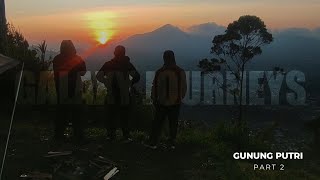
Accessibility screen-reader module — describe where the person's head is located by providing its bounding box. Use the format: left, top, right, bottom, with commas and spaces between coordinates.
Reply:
163, 50, 176, 66
114, 45, 126, 58
60, 40, 76, 56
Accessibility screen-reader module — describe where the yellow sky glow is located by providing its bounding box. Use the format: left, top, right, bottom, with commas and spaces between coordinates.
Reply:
85, 11, 117, 44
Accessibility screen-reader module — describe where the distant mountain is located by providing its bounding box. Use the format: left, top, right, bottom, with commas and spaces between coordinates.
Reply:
187, 22, 225, 37
86, 23, 320, 75
122, 24, 197, 52
274, 28, 320, 39
150, 24, 187, 35
250, 28, 320, 69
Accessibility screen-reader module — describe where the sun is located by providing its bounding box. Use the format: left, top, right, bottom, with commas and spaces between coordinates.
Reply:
98, 31, 108, 44
85, 11, 117, 44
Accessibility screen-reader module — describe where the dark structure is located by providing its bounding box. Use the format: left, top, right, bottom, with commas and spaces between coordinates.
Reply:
0, 0, 5, 26
0, 0, 6, 53
0, 54, 18, 74
0, 54, 19, 110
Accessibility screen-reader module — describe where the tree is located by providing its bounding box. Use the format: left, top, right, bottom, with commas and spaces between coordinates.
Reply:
0, 0, 44, 71
2, 23, 44, 71
199, 15, 273, 124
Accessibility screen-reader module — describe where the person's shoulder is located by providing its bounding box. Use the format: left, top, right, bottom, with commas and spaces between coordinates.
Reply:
74, 54, 82, 59
124, 56, 131, 61
100, 59, 113, 70
52, 54, 65, 66
74, 55, 84, 62
104, 59, 113, 65
156, 66, 166, 73
174, 65, 185, 73
53, 54, 62, 61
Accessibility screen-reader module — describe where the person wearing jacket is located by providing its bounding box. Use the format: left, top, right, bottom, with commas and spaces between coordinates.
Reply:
147, 50, 187, 149
97, 45, 140, 141
53, 40, 87, 144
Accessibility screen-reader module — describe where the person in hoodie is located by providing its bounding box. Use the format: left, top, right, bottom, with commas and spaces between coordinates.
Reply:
147, 50, 187, 149
97, 45, 140, 141
53, 40, 87, 144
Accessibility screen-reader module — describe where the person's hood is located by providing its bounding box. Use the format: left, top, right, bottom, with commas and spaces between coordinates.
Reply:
60, 40, 76, 57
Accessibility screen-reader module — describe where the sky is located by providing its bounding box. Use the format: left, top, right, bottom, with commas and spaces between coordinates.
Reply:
5, 0, 320, 49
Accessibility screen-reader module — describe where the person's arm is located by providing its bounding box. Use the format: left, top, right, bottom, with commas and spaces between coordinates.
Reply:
70, 56, 86, 76
52, 56, 64, 80
151, 79, 156, 105
96, 63, 107, 84
181, 70, 187, 99
78, 59, 87, 76
151, 70, 160, 105
128, 63, 140, 85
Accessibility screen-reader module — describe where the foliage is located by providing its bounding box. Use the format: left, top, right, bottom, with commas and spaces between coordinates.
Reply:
130, 130, 149, 142
35, 40, 52, 70
0, 23, 51, 71
176, 127, 213, 147
82, 79, 107, 105
85, 128, 107, 139
2, 23, 37, 70
36, 40, 47, 63
178, 121, 319, 180
199, 15, 273, 74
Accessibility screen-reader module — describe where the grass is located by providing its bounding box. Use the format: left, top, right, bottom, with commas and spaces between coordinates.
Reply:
1, 111, 320, 179
174, 121, 320, 180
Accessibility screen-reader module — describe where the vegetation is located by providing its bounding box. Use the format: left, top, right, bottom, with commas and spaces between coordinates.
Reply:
199, 15, 273, 124
8, 117, 313, 180
35, 40, 52, 71
0, 23, 51, 71
175, 120, 318, 180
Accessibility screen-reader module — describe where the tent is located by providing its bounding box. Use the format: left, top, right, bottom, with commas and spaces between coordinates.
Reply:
0, 54, 19, 74
0, 54, 19, 107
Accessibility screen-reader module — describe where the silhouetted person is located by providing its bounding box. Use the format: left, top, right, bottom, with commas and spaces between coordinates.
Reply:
97, 45, 140, 141
147, 50, 187, 149
53, 40, 86, 144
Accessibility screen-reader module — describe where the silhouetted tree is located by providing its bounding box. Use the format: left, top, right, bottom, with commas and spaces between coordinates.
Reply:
199, 15, 273, 124
0, 1, 42, 70
4, 24, 39, 68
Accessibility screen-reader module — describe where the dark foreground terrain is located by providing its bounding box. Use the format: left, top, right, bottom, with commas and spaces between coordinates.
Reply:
1, 105, 320, 180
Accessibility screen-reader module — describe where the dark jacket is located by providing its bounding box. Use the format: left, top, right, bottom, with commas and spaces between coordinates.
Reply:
96, 56, 140, 105
152, 64, 187, 106
53, 54, 86, 101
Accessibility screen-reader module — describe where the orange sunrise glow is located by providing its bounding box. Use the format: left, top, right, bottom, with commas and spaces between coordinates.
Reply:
6, 0, 320, 49
85, 11, 117, 44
